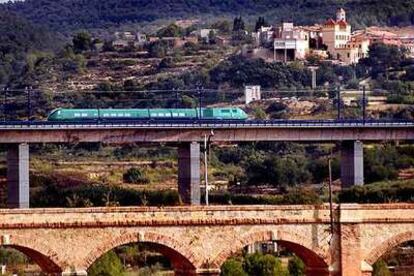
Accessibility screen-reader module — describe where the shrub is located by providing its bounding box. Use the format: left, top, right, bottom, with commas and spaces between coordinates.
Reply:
372, 260, 391, 276
244, 253, 288, 276
123, 168, 150, 184
221, 258, 247, 276
288, 255, 305, 276
338, 180, 414, 203
88, 250, 124, 276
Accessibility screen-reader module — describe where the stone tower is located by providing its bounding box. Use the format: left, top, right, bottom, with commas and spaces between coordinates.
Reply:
336, 8, 346, 22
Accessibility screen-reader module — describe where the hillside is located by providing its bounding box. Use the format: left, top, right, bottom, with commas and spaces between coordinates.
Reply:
0, 10, 61, 86
2, 0, 414, 32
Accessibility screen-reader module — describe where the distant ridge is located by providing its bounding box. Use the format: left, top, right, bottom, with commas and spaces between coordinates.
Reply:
2, 0, 414, 32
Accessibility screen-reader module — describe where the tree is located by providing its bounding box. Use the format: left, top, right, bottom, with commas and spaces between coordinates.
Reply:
244, 253, 288, 276
148, 40, 169, 58
253, 107, 267, 119
157, 23, 183, 37
72, 32, 93, 53
361, 43, 406, 79
88, 250, 124, 276
233, 16, 245, 32
288, 255, 305, 276
221, 258, 247, 276
372, 260, 391, 276
211, 20, 231, 34
123, 168, 150, 184
255, 17, 268, 31
208, 30, 217, 44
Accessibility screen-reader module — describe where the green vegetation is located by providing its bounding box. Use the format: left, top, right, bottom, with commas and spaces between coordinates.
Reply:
210, 56, 312, 89
221, 258, 247, 276
372, 260, 391, 276
364, 144, 414, 183
210, 189, 322, 205
31, 183, 180, 208
156, 23, 183, 38
123, 168, 150, 185
338, 180, 414, 204
244, 253, 288, 276
288, 256, 305, 276
4, 0, 414, 32
221, 253, 305, 276
88, 250, 124, 276
212, 142, 339, 187
0, 10, 60, 87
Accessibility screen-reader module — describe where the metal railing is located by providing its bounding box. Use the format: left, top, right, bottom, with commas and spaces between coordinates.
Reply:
0, 119, 412, 129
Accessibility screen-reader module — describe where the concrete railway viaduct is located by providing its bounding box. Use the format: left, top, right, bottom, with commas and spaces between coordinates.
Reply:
2, 121, 413, 207
0, 121, 414, 276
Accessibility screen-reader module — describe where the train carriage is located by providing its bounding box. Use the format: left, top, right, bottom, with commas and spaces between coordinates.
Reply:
47, 107, 248, 121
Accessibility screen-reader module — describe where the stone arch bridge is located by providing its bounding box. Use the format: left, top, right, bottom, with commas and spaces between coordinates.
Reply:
0, 204, 413, 276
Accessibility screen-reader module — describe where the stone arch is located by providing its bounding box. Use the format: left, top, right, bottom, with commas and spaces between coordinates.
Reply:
211, 230, 329, 271
83, 231, 197, 273
365, 231, 414, 266
3, 236, 64, 274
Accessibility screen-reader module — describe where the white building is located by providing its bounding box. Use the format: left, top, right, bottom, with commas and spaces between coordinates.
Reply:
253, 26, 275, 46
245, 85, 261, 105
273, 22, 310, 62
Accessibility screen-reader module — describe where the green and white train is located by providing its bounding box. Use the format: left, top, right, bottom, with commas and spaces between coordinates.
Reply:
47, 107, 248, 121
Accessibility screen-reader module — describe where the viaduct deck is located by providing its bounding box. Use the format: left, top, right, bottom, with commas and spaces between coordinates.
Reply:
0, 121, 412, 143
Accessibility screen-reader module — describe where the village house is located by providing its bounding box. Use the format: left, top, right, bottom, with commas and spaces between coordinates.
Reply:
322, 8, 370, 64
112, 31, 147, 49
147, 36, 199, 48
273, 22, 310, 62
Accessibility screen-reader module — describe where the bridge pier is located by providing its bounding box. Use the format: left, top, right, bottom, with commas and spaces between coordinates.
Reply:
7, 143, 29, 208
178, 142, 201, 205
341, 141, 364, 188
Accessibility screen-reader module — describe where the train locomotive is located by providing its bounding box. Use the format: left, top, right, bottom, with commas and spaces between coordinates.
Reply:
47, 107, 248, 121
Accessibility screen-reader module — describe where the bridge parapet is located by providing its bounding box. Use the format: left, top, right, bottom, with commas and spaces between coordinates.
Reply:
0, 204, 413, 228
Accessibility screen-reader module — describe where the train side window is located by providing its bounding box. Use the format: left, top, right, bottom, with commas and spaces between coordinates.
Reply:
172, 113, 178, 117
179, 113, 185, 117
222, 110, 230, 113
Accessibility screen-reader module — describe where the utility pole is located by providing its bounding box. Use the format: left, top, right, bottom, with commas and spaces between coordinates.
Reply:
204, 130, 214, 205
328, 158, 334, 236
27, 86, 32, 121
362, 85, 366, 124
337, 86, 341, 120
174, 88, 179, 109
2, 87, 6, 121
198, 87, 203, 121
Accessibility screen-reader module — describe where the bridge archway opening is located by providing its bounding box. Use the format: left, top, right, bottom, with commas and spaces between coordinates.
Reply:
216, 232, 329, 276
87, 241, 196, 275
0, 245, 62, 275
366, 232, 414, 275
